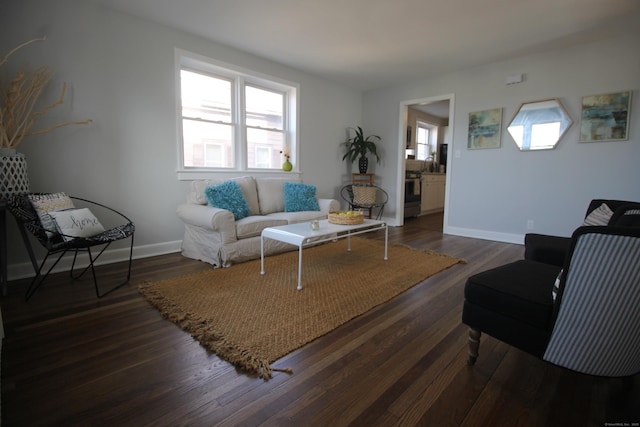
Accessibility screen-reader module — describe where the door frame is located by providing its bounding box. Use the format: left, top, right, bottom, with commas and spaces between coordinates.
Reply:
396, 93, 455, 228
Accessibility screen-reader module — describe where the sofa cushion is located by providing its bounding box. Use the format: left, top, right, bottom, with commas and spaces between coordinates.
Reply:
256, 177, 301, 215
524, 233, 570, 267
192, 179, 220, 205
615, 211, 640, 226
192, 177, 260, 216
266, 211, 328, 224
610, 204, 640, 226
205, 180, 251, 220
235, 216, 287, 239
464, 260, 560, 330
283, 182, 320, 212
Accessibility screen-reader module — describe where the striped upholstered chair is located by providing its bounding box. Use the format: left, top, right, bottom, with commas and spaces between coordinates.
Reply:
462, 225, 640, 378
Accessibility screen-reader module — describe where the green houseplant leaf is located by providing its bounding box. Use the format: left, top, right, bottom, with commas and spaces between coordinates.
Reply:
341, 126, 381, 163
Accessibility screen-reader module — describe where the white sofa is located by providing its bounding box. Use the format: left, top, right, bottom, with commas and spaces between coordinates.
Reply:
177, 176, 340, 267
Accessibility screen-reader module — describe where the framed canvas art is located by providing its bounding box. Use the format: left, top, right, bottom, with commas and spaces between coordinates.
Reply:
579, 91, 632, 142
468, 108, 502, 149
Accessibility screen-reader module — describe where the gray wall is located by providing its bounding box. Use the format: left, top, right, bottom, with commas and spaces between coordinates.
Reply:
1, 0, 362, 278
3, 0, 639, 279
363, 28, 640, 242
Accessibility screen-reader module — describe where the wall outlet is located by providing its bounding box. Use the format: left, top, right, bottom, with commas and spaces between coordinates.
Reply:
527, 220, 534, 230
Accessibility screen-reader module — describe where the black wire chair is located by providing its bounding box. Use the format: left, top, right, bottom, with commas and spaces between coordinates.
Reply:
9, 194, 135, 300
341, 184, 388, 220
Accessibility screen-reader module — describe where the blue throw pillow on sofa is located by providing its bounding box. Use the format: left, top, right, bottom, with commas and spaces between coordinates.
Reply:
205, 180, 251, 220
283, 182, 320, 212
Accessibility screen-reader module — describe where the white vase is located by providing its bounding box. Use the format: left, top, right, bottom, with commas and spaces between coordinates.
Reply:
0, 148, 30, 199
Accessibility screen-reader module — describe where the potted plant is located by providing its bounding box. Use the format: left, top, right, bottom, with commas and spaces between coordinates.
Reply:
0, 37, 91, 198
342, 126, 381, 173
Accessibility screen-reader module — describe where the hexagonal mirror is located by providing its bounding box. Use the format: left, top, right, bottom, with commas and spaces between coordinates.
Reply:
507, 98, 572, 150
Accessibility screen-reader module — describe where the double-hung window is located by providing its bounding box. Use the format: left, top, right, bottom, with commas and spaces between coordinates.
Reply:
177, 50, 298, 175
416, 121, 438, 161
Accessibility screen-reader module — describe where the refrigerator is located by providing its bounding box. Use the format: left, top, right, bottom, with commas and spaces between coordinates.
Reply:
439, 144, 448, 168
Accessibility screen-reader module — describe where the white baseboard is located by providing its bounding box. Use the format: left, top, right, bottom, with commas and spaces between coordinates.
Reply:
444, 225, 524, 245
7, 240, 183, 281
7, 227, 523, 281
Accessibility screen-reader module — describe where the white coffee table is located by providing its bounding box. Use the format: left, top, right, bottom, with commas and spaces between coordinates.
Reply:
260, 219, 388, 290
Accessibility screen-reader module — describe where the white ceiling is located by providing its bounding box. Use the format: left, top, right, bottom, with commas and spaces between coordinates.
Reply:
413, 100, 450, 119
94, 0, 640, 91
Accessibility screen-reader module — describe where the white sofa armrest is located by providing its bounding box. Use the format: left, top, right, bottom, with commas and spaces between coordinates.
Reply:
319, 198, 341, 213
176, 203, 237, 242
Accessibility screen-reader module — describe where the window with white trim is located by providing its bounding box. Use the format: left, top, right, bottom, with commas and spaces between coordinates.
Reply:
177, 51, 298, 173
416, 121, 438, 161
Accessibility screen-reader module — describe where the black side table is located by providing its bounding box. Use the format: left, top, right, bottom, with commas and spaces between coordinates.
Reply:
1, 197, 39, 296
0, 199, 7, 296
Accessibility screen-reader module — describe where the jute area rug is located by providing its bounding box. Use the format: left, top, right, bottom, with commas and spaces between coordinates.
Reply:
139, 237, 464, 380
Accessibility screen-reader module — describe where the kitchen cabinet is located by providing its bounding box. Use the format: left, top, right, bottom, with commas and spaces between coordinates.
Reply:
421, 174, 445, 213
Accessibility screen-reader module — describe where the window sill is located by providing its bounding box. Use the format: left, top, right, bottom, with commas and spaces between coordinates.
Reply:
177, 169, 302, 181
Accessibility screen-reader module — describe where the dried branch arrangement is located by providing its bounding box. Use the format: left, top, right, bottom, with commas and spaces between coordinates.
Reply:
0, 37, 92, 149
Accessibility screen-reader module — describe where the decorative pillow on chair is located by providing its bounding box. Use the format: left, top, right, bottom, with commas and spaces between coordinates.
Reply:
205, 180, 251, 220
353, 186, 377, 206
49, 208, 106, 241
552, 269, 563, 302
28, 193, 75, 237
583, 203, 613, 226
283, 182, 320, 212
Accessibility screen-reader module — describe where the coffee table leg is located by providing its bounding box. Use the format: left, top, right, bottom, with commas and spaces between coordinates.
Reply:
384, 224, 389, 260
260, 236, 265, 275
297, 245, 303, 290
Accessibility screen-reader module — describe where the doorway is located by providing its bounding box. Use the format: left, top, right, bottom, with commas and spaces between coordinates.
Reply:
396, 94, 454, 231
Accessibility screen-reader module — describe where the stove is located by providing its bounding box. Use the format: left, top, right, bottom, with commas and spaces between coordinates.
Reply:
405, 170, 422, 218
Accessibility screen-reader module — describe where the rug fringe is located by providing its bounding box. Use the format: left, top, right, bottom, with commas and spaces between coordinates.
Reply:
139, 281, 285, 380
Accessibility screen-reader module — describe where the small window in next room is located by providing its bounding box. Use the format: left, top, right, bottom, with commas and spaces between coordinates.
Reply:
416, 121, 438, 161
176, 50, 299, 177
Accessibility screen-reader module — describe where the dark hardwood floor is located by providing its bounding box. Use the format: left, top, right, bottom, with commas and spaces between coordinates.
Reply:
2, 213, 638, 426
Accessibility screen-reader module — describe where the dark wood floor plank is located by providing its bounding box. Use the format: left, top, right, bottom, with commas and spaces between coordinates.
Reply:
2, 213, 638, 426
416, 336, 509, 427
353, 322, 469, 426
299, 308, 465, 425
